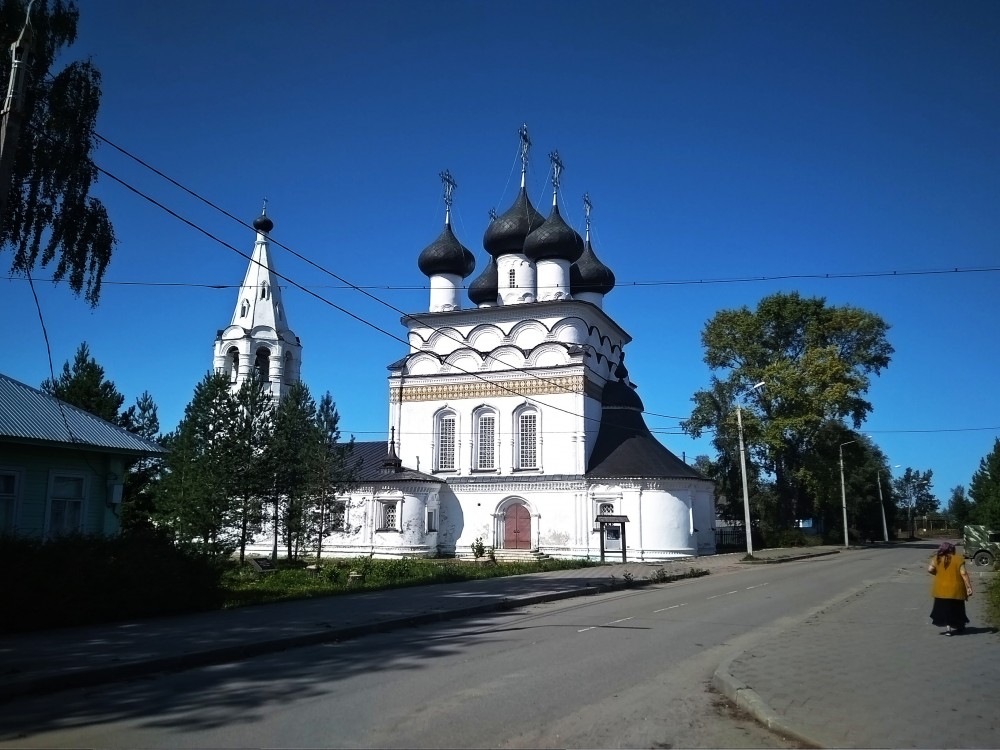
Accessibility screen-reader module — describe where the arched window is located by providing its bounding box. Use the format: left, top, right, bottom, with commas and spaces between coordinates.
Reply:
514, 406, 539, 470
473, 408, 497, 470
227, 347, 240, 383
434, 410, 457, 472
284, 351, 294, 382
254, 348, 271, 382
508, 268, 516, 288
240, 299, 249, 318
260, 281, 269, 300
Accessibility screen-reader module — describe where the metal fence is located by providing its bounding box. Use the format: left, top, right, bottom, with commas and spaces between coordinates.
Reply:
715, 526, 746, 548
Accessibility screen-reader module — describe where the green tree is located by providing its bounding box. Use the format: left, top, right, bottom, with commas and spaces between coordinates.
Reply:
947, 485, 973, 530
312, 392, 357, 559
267, 381, 324, 560
41, 341, 126, 424
119, 390, 161, 535
154, 373, 239, 557
969, 439, 1000, 529
1, 0, 114, 305
893, 468, 934, 539
683, 292, 893, 530
230, 372, 274, 564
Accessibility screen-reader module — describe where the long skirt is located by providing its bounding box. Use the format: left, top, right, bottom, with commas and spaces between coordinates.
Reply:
930, 598, 969, 631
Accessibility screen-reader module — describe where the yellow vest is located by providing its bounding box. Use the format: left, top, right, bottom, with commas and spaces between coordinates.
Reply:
930, 553, 967, 600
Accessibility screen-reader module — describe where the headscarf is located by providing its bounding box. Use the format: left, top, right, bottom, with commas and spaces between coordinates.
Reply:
936, 541, 956, 567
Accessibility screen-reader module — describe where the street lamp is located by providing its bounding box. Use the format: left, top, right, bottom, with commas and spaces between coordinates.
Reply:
737, 381, 765, 558
876, 464, 900, 543
839, 441, 856, 548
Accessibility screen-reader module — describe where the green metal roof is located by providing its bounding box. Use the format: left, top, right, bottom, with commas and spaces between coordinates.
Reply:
0, 373, 165, 456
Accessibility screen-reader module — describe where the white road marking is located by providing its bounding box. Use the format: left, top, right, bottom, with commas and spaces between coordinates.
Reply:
745, 582, 770, 590
577, 626, 596, 632
607, 617, 633, 625
653, 603, 687, 613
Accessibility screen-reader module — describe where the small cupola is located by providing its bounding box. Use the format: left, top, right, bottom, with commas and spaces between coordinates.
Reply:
570, 193, 616, 306
418, 171, 475, 312
524, 150, 582, 301
483, 124, 545, 259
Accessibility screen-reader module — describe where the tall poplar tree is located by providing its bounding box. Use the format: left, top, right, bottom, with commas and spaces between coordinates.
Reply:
1, 0, 114, 305
230, 372, 274, 563
683, 292, 893, 530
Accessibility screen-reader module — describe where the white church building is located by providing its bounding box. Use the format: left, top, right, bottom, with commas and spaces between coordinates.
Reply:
227, 129, 716, 561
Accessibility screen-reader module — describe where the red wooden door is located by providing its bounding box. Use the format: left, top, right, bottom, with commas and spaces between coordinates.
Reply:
503, 504, 531, 549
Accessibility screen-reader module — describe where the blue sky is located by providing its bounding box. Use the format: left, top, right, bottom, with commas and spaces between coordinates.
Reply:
3, 0, 998, 506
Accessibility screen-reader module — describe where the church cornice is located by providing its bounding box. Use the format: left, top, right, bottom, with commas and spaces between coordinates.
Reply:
390, 372, 604, 403
402, 299, 631, 344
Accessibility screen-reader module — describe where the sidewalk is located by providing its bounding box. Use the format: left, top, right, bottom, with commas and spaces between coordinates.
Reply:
0, 546, 834, 702
714, 556, 1000, 748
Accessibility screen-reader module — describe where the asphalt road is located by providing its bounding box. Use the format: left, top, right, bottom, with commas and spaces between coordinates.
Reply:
0, 548, 910, 749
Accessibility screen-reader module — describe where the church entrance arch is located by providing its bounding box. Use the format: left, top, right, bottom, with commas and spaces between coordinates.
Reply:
501, 501, 532, 550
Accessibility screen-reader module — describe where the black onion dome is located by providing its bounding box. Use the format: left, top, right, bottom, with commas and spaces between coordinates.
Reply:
601, 377, 644, 411
417, 223, 476, 278
523, 204, 584, 263
570, 238, 616, 295
482, 187, 545, 258
253, 213, 273, 233
468, 255, 499, 306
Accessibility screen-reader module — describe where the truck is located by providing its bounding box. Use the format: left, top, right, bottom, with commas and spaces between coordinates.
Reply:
962, 524, 1000, 567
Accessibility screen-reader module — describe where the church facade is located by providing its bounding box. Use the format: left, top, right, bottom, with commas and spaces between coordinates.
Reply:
229, 131, 716, 561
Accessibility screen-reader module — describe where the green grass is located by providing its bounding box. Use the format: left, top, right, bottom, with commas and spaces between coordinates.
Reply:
222, 556, 604, 608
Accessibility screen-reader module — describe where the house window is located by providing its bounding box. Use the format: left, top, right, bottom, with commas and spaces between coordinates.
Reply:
378, 500, 399, 531
0, 470, 18, 533
48, 473, 85, 537
515, 409, 538, 469
426, 508, 437, 533
600, 502, 614, 515
435, 412, 457, 471
474, 410, 496, 470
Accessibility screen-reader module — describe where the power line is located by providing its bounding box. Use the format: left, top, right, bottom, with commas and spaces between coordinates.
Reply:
8, 263, 999, 291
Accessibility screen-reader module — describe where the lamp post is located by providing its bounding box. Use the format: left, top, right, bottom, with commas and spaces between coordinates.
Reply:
877, 464, 900, 543
737, 381, 765, 558
839, 441, 856, 548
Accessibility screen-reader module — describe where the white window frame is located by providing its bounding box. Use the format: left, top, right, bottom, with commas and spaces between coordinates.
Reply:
377, 499, 400, 532
514, 407, 539, 470
473, 408, 497, 471
46, 471, 87, 537
434, 409, 458, 472
0, 468, 21, 534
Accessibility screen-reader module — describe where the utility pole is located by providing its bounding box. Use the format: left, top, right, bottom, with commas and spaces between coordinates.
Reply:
0, 4, 34, 231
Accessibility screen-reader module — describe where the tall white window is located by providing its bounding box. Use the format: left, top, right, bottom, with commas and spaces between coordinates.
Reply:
516, 409, 538, 470
508, 268, 516, 288
436, 412, 457, 471
0, 470, 18, 533
475, 411, 496, 470
48, 473, 85, 536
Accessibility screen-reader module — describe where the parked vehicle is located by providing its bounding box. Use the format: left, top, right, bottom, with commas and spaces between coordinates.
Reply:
962, 524, 1000, 567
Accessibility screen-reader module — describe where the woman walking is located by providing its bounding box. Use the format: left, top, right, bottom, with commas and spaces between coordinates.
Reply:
928, 541, 973, 635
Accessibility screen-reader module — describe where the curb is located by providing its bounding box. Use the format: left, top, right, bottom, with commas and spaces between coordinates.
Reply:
711, 658, 821, 749
741, 550, 841, 564
0, 578, 653, 703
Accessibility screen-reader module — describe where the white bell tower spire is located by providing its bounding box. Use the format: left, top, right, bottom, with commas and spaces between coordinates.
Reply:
213, 204, 302, 399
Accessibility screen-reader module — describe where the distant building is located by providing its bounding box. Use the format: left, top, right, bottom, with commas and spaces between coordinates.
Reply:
0, 373, 165, 538
233, 129, 716, 560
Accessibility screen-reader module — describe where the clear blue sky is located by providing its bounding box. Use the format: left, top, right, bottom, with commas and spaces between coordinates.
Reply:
3, 0, 998, 506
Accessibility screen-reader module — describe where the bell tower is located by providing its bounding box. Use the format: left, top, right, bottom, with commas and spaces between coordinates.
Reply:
213, 204, 302, 399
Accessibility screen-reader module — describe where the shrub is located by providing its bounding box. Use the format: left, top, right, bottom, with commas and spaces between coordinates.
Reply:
1, 531, 225, 633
